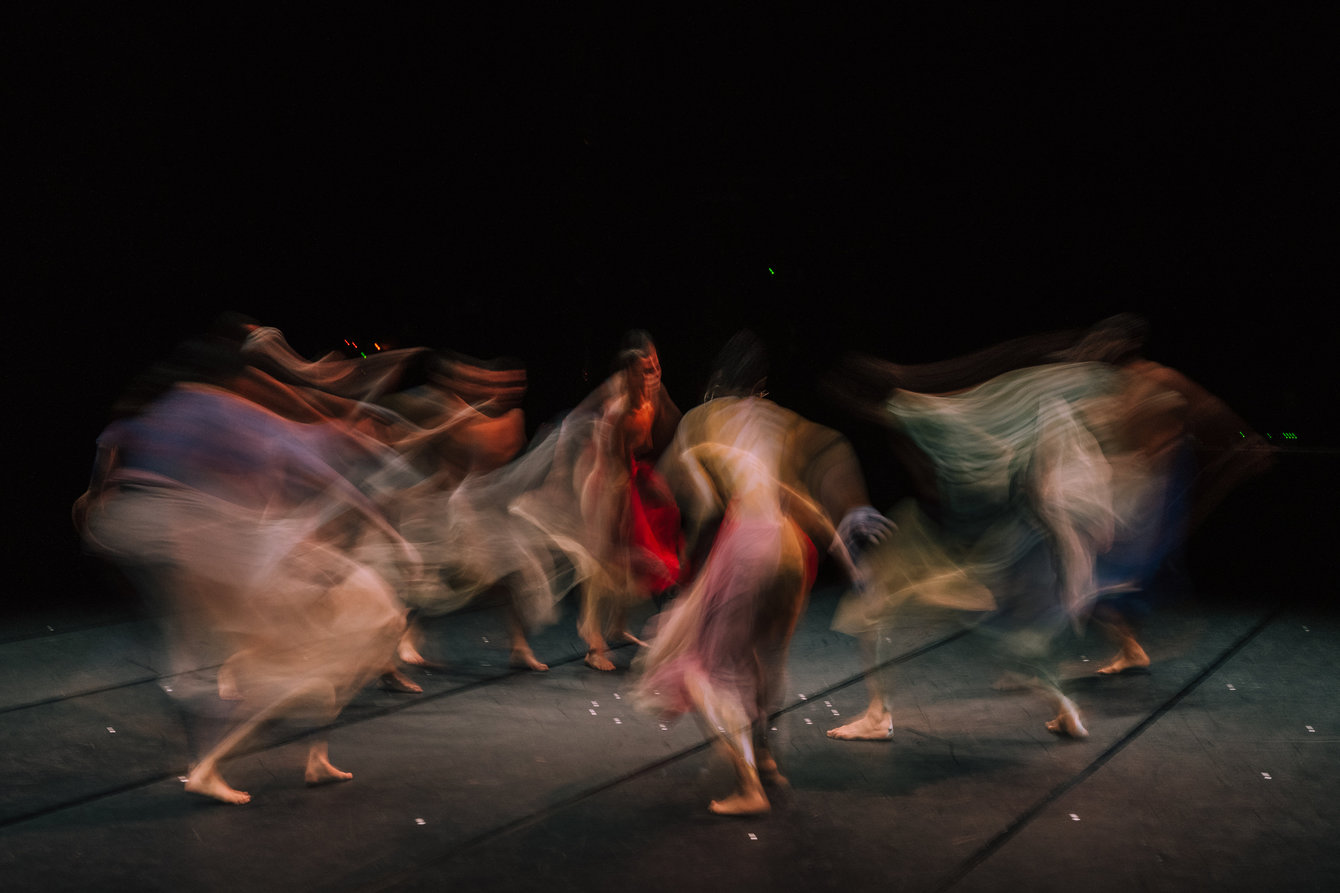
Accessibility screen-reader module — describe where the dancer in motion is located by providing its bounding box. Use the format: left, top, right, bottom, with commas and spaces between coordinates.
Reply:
828, 345, 1122, 742
75, 328, 415, 804
514, 330, 684, 671
634, 331, 880, 814
1051, 314, 1276, 675
374, 352, 554, 671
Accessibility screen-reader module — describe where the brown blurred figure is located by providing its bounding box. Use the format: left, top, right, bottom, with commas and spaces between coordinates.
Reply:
375, 352, 549, 671
1056, 314, 1276, 674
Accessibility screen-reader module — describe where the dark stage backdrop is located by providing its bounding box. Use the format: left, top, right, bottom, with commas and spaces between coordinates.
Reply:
12, 7, 1331, 613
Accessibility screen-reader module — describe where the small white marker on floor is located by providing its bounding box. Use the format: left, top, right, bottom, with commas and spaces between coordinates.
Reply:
1261, 772, 1272, 780
163, 686, 173, 693
589, 708, 597, 715
47, 625, 53, 631
415, 818, 426, 825
804, 718, 813, 725
482, 636, 489, 643
1306, 725, 1316, 733
591, 700, 600, 707
1303, 626, 1310, 632
832, 710, 841, 716
613, 693, 622, 700
1070, 814, 1080, 821
107, 727, 116, 734
799, 694, 807, 700
1226, 684, 1237, 691
659, 723, 668, 731
179, 776, 188, 783
770, 727, 778, 732
613, 718, 622, 725
748, 833, 758, 840
824, 700, 832, 707
1081, 656, 1090, 663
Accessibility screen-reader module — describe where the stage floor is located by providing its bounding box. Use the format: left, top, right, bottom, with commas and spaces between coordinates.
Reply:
2, 580, 1336, 892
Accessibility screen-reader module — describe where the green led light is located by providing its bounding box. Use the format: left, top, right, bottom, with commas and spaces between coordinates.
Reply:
767, 267, 775, 275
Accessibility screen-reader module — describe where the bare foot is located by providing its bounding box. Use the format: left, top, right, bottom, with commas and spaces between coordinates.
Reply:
1045, 700, 1089, 738
827, 709, 893, 740
510, 648, 549, 671
1096, 646, 1151, 675
709, 788, 771, 815
397, 639, 443, 668
378, 669, 422, 693
185, 768, 251, 805
305, 750, 354, 785
584, 650, 616, 672
758, 752, 789, 788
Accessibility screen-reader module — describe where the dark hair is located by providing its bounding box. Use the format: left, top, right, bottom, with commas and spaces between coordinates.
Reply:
704, 330, 768, 400
111, 332, 247, 418
618, 328, 656, 354
611, 329, 656, 374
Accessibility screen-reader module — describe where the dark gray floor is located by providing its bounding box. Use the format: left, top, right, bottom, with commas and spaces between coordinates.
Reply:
2, 577, 1336, 893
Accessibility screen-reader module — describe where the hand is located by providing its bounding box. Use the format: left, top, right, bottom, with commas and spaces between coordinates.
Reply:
837, 506, 895, 560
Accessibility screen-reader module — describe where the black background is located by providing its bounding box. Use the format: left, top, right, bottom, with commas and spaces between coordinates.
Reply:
11, 7, 1332, 608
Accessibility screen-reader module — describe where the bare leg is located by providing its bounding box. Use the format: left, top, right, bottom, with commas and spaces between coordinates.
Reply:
396, 618, 443, 668
1095, 614, 1151, 675
755, 732, 789, 788
378, 666, 422, 693
184, 761, 252, 805
616, 605, 649, 648
709, 745, 770, 816
1001, 649, 1090, 739
186, 676, 352, 804
1045, 694, 1090, 738
304, 740, 353, 785
828, 632, 894, 740
184, 680, 322, 805
684, 672, 770, 815
579, 587, 616, 671
506, 596, 547, 671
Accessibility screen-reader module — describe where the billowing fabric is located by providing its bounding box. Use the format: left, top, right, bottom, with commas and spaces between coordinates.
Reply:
81, 384, 406, 717
635, 396, 830, 727
836, 363, 1122, 637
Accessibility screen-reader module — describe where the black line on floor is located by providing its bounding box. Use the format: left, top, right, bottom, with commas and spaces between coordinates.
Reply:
934, 606, 1280, 893
0, 646, 597, 830
351, 627, 975, 891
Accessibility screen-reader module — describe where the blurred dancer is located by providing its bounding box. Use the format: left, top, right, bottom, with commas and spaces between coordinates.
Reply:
1055, 314, 1275, 674
577, 332, 684, 669
75, 331, 414, 804
634, 332, 878, 814
829, 353, 1122, 741
514, 330, 684, 671
377, 352, 556, 671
